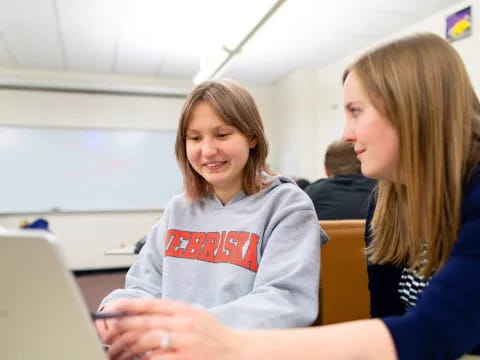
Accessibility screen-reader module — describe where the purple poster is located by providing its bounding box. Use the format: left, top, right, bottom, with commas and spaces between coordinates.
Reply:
446, 6, 472, 42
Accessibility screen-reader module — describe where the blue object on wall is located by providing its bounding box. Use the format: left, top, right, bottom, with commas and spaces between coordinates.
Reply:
22, 218, 51, 231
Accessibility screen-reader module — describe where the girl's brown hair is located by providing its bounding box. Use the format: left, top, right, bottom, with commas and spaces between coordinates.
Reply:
343, 33, 480, 276
175, 79, 271, 201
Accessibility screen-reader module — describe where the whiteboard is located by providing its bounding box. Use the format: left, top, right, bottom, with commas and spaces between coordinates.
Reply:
0, 125, 183, 214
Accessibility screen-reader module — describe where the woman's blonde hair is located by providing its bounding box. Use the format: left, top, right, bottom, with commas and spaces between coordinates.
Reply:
343, 33, 480, 276
175, 79, 270, 201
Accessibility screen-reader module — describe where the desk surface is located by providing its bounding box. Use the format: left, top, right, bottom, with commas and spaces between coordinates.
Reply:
105, 245, 136, 255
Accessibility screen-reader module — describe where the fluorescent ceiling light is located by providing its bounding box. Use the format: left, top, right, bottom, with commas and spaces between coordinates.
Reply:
193, 0, 286, 84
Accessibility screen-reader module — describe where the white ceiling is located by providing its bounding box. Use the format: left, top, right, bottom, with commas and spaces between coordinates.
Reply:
0, 0, 465, 85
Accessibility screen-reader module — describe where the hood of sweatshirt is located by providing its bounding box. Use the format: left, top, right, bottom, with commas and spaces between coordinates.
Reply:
206, 173, 296, 208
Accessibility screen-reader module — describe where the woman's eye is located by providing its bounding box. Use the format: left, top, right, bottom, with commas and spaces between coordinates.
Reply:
217, 133, 230, 138
351, 108, 360, 117
188, 136, 200, 141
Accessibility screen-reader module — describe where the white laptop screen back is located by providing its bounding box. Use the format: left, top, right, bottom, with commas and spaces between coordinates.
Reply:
0, 230, 107, 360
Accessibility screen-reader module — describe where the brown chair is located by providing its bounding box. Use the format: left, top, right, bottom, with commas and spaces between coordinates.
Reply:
315, 220, 370, 325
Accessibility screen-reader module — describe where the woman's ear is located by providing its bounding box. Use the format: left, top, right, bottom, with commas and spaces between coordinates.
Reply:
249, 137, 257, 149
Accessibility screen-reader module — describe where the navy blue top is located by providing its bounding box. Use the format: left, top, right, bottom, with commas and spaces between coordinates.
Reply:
365, 167, 480, 359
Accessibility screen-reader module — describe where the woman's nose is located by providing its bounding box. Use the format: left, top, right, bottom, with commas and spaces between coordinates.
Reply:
342, 121, 356, 143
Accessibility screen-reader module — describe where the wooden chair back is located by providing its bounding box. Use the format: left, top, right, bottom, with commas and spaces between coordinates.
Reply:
315, 219, 370, 325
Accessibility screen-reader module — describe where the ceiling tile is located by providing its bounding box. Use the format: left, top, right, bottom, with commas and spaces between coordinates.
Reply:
57, 0, 121, 72
0, 30, 15, 66
0, 0, 63, 69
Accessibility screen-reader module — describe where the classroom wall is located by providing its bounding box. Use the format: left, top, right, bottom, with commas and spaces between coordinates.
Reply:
0, 69, 274, 270
269, 68, 320, 180
0, 88, 179, 269
270, 0, 479, 181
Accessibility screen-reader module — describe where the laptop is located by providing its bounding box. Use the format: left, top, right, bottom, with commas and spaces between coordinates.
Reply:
0, 230, 107, 360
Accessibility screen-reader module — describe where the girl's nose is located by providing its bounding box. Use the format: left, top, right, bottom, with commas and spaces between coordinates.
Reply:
202, 140, 218, 156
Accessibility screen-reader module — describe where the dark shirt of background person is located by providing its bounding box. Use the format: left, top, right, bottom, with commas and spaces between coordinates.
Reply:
295, 178, 311, 191
305, 140, 376, 220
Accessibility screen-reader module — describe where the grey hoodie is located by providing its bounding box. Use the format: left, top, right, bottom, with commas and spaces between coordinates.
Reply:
101, 175, 326, 328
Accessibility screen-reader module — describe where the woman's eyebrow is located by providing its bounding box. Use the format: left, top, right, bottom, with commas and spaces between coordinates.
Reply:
345, 101, 362, 110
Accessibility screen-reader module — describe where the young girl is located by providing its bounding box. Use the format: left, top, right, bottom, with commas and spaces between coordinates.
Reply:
96, 80, 324, 338
103, 33, 480, 360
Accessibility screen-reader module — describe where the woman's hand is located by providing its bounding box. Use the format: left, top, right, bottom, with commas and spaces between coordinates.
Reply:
103, 298, 242, 360
94, 300, 125, 343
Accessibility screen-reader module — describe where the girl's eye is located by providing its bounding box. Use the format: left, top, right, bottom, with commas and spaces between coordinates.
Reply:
217, 133, 230, 138
187, 136, 200, 141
